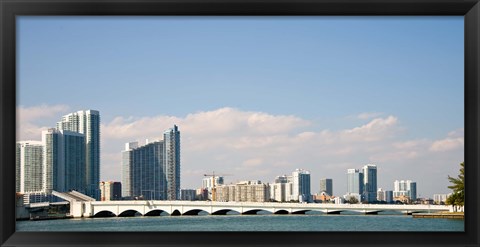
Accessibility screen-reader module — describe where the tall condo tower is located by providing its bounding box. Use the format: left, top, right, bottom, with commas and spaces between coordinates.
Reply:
57, 110, 100, 199
164, 125, 181, 200
122, 141, 165, 200
16, 141, 44, 193
362, 164, 377, 203
42, 128, 86, 193
292, 169, 311, 202
319, 178, 333, 196
347, 169, 364, 195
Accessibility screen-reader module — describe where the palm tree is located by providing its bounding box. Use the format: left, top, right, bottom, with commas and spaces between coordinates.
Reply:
446, 162, 464, 209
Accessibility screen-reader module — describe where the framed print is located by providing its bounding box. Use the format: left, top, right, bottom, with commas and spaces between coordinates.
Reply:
1, 0, 479, 246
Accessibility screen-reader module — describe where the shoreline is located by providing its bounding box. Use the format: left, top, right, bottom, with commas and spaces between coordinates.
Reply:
412, 212, 464, 219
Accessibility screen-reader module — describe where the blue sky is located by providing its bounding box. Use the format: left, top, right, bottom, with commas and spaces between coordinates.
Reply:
17, 16, 464, 198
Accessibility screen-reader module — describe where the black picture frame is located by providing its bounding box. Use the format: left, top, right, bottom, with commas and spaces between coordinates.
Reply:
1, 0, 479, 246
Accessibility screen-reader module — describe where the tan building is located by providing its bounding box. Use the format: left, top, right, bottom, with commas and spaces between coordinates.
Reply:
215, 180, 270, 202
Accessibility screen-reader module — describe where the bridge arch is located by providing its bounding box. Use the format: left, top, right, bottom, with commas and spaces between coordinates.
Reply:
183, 209, 209, 216
118, 209, 142, 217
171, 209, 181, 216
274, 209, 289, 214
144, 209, 167, 216
211, 209, 240, 215
242, 209, 273, 215
93, 210, 117, 217
291, 209, 310, 215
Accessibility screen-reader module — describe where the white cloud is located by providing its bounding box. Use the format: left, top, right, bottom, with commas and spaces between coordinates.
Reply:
429, 128, 464, 152
16, 104, 71, 140
357, 112, 383, 120
430, 137, 464, 152
342, 116, 398, 142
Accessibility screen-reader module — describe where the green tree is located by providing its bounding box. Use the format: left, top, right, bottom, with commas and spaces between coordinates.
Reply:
446, 162, 464, 207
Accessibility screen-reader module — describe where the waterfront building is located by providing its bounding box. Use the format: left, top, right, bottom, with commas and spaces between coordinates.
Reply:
164, 125, 181, 200
16, 141, 44, 193
122, 140, 165, 200
57, 110, 100, 199
319, 178, 333, 196
394, 180, 417, 201
122, 125, 180, 201
292, 169, 311, 202
42, 128, 86, 194
313, 191, 333, 203
270, 182, 287, 202
180, 189, 196, 201
362, 164, 377, 203
347, 169, 364, 195
433, 194, 451, 204
99, 181, 122, 201
215, 180, 270, 202
269, 175, 291, 202
385, 190, 393, 204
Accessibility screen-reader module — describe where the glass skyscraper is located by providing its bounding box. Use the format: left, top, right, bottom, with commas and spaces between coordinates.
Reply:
362, 164, 378, 203
164, 125, 181, 200
42, 128, 86, 194
347, 169, 364, 195
319, 178, 333, 196
122, 125, 180, 201
56, 110, 100, 199
122, 141, 165, 200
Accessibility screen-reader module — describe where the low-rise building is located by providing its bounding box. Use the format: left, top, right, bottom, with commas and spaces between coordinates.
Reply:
215, 180, 270, 202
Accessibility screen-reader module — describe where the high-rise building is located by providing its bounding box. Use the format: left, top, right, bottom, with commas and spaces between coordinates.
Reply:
292, 169, 311, 202
16, 141, 44, 193
347, 169, 364, 195
164, 125, 181, 200
42, 128, 86, 194
362, 164, 377, 203
394, 180, 417, 201
57, 110, 100, 199
121, 125, 180, 201
99, 181, 122, 201
122, 141, 165, 200
319, 178, 333, 196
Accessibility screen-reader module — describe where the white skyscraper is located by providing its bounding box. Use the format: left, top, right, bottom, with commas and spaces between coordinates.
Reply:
292, 169, 311, 202
57, 110, 100, 199
16, 141, 44, 193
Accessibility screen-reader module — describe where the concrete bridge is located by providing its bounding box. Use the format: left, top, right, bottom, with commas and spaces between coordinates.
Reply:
69, 200, 451, 218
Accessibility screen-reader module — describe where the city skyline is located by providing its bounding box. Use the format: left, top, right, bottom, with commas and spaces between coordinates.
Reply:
17, 16, 464, 198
